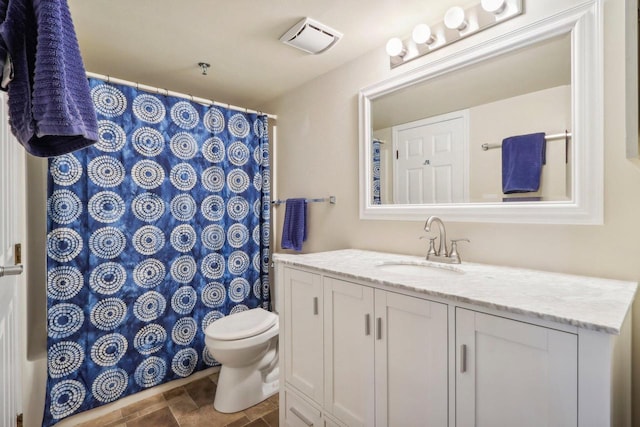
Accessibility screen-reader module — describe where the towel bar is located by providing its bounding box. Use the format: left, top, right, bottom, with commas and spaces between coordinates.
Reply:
271, 196, 336, 206
481, 131, 572, 151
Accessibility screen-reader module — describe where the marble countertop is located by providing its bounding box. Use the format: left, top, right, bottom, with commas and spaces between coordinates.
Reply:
272, 249, 638, 334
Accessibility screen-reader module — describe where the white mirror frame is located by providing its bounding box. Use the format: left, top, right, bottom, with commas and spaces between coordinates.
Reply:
625, 0, 639, 160
359, 2, 602, 224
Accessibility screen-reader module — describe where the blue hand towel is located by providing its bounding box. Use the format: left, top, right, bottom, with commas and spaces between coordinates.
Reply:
281, 198, 307, 252
502, 132, 546, 194
0, 0, 98, 157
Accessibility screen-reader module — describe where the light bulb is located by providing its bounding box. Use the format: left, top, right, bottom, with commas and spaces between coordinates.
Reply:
444, 6, 468, 31
412, 24, 436, 45
385, 37, 406, 57
481, 0, 507, 14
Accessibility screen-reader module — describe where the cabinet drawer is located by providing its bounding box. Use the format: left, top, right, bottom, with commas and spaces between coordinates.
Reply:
284, 389, 322, 427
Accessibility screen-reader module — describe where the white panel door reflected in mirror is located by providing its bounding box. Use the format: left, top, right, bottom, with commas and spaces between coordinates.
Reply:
374, 111, 469, 204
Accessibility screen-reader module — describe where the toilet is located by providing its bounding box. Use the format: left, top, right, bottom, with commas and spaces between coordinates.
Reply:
204, 307, 279, 413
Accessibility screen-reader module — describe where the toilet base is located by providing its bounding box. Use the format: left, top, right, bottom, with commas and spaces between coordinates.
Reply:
213, 364, 279, 413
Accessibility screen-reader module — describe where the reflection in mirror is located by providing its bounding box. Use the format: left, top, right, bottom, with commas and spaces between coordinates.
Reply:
371, 33, 571, 205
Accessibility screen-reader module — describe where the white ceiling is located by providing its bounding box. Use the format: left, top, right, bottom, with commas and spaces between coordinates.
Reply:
68, 0, 475, 111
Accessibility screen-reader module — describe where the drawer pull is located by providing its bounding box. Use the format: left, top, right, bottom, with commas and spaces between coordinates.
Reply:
376, 317, 382, 340
365, 313, 371, 336
290, 406, 314, 426
313, 297, 318, 315
460, 344, 467, 373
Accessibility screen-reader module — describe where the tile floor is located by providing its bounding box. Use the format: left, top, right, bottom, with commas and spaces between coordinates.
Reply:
76, 373, 278, 427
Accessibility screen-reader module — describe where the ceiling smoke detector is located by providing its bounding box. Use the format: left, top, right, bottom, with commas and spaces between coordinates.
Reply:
279, 17, 343, 54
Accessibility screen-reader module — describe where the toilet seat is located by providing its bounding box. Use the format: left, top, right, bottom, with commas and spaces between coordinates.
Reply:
205, 307, 277, 341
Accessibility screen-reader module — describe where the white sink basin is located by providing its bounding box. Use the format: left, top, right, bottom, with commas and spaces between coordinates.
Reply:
376, 261, 464, 277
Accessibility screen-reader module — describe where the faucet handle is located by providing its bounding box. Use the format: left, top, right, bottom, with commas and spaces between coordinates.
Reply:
449, 238, 470, 263
450, 238, 470, 244
419, 236, 439, 257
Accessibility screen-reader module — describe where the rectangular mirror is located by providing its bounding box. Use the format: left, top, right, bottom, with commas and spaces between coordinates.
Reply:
373, 34, 571, 205
359, 2, 603, 224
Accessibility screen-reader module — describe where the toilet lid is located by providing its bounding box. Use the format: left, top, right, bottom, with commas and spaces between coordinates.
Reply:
205, 308, 277, 341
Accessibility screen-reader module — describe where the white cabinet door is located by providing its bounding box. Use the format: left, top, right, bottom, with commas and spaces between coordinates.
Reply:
375, 290, 448, 427
323, 277, 375, 427
284, 268, 324, 403
456, 308, 578, 427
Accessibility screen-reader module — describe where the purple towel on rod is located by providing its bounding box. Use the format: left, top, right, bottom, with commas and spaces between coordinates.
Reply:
0, 0, 98, 157
281, 198, 307, 252
501, 132, 546, 194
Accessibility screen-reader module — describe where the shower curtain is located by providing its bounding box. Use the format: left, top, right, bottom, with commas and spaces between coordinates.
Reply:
43, 79, 270, 425
372, 139, 381, 204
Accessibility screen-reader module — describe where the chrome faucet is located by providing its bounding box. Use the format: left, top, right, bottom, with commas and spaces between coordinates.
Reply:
422, 216, 469, 264
424, 216, 448, 259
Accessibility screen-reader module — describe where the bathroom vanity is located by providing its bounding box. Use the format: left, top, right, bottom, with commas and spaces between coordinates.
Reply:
273, 249, 636, 427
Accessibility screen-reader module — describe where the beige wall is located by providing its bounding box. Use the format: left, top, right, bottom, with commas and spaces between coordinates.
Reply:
265, 0, 640, 424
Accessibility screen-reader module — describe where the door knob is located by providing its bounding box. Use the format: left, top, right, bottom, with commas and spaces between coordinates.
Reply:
0, 265, 23, 278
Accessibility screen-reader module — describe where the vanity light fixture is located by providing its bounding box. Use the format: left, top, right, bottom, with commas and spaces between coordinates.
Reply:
412, 24, 436, 45
385, 37, 407, 58
444, 6, 468, 31
481, 0, 508, 14
386, 0, 523, 68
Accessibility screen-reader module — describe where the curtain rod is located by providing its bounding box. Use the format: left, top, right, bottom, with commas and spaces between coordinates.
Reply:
86, 71, 277, 120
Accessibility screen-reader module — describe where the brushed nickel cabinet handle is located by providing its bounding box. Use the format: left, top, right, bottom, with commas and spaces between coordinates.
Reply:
376, 317, 382, 340
365, 314, 371, 336
290, 407, 314, 426
460, 344, 467, 373
313, 297, 318, 315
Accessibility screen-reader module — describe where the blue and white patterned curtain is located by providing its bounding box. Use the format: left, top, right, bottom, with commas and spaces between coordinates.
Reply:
43, 79, 270, 426
372, 139, 381, 205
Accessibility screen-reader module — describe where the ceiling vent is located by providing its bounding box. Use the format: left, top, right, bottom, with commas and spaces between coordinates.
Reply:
280, 17, 343, 54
